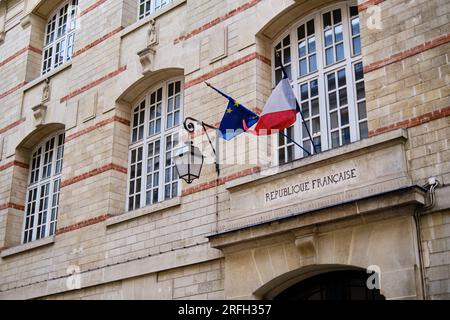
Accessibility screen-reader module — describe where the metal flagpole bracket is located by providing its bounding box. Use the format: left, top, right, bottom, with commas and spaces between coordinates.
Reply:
183, 117, 220, 177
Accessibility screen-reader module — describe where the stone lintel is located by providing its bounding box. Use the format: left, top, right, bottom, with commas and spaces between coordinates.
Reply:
208, 186, 426, 249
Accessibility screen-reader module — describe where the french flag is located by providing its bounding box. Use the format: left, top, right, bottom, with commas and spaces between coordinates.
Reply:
244, 78, 298, 135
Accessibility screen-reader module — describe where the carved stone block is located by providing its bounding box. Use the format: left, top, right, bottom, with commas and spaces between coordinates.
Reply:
32, 103, 47, 127
137, 47, 156, 75
294, 234, 317, 258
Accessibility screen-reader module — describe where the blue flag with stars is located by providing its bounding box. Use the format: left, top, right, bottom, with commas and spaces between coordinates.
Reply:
206, 83, 259, 140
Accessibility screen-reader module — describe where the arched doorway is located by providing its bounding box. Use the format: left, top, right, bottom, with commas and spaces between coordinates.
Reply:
273, 270, 385, 301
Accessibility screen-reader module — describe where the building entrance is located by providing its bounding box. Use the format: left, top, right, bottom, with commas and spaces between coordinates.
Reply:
273, 270, 385, 300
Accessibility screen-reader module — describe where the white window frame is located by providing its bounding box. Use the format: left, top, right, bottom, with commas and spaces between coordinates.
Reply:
41, 0, 78, 75
126, 78, 183, 212
22, 131, 65, 244
272, 2, 367, 165
138, 0, 173, 20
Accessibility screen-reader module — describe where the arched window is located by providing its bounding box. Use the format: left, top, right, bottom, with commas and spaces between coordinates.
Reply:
23, 132, 65, 243
127, 78, 183, 211
41, 0, 78, 75
138, 0, 173, 20
274, 2, 367, 164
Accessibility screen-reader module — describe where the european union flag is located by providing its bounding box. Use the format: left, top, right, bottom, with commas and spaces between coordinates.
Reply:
206, 83, 259, 140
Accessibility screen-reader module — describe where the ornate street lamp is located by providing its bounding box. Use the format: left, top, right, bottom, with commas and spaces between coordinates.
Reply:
174, 117, 219, 184
174, 141, 204, 184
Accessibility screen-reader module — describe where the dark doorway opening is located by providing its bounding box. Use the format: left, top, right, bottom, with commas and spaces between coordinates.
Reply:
273, 270, 385, 300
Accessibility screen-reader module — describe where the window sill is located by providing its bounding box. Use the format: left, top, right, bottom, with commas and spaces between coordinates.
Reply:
106, 197, 181, 227
0, 236, 55, 258
226, 129, 408, 190
22, 61, 73, 93
120, 0, 187, 39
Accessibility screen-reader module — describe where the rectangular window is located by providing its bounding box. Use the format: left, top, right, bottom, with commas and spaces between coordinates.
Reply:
164, 132, 180, 200
300, 79, 322, 156
166, 81, 181, 129
278, 126, 295, 165
45, 15, 56, 45
353, 62, 368, 139
41, 1, 77, 75
274, 35, 292, 84
24, 188, 38, 243
36, 182, 50, 241
274, 4, 366, 164
42, 137, 55, 179
132, 100, 146, 142
145, 139, 161, 205
30, 148, 42, 185
128, 79, 183, 211
327, 68, 350, 148
149, 88, 162, 136
350, 6, 361, 56
323, 9, 345, 66
128, 147, 143, 211
138, 0, 173, 20
49, 179, 60, 236
297, 19, 317, 77
57, 4, 69, 38
23, 132, 65, 243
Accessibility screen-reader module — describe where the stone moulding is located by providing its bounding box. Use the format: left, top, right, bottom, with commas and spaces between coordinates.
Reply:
106, 196, 181, 227
1, 236, 55, 258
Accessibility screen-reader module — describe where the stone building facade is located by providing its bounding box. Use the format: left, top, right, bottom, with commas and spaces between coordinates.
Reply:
0, 0, 449, 300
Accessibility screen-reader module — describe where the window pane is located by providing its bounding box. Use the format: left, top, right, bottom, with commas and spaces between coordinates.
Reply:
300, 59, 308, 76
330, 112, 339, 129
310, 79, 318, 97
350, 6, 359, 17
327, 73, 336, 91
334, 25, 343, 42
301, 84, 309, 100
324, 29, 333, 47
359, 121, 369, 139
339, 88, 348, 106
354, 62, 364, 81
336, 43, 345, 61
323, 12, 332, 28
338, 69, 346, 87
301, 102, 309, 118
333, 9, 342, 24
308, 36, 316, 53
312, 118, 321, 135
356, 82, 365, 100
353, 36, 361, 55
299, 40, 306, 58
331, 131, 340, 148
284, 47, 291, 64
326, 47, 334, 65
358, 101, 367, 120
351, 17, 360, 35
342, 127, 351, 145
311, 99, 319, 116
341, 108, 349, 126
309, 54, 317, 73
329, 92, 337, 110
297, 25, 305, 40
307, 19, 315, 36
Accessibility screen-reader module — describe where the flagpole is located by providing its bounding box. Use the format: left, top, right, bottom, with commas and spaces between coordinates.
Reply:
275, 52, 318, 154
280, 131, 311, 156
